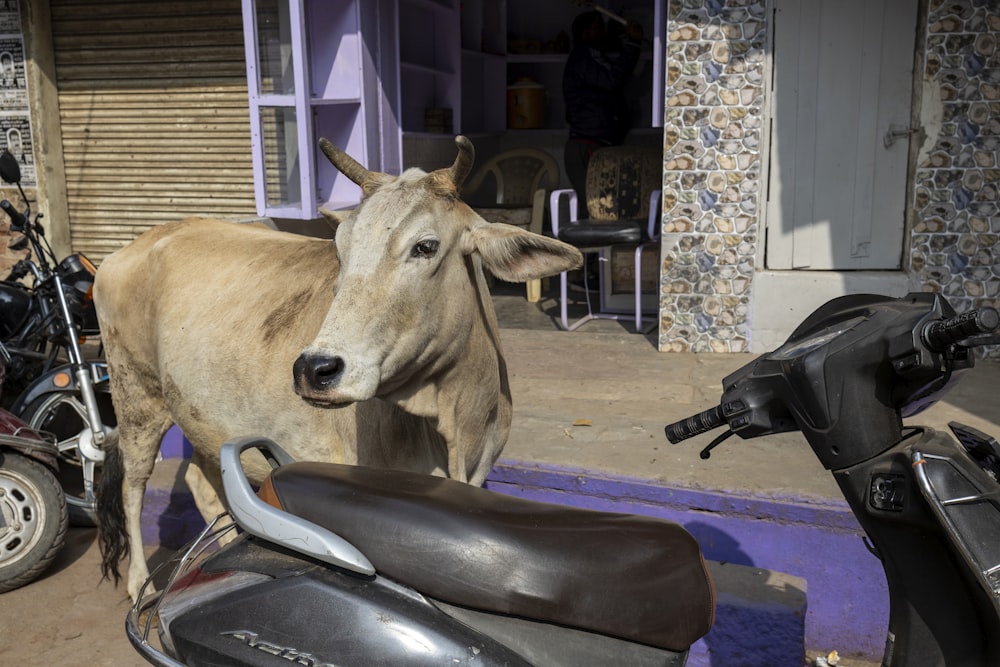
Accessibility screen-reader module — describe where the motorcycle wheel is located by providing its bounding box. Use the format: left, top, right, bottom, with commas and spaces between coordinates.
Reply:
23, 391, 116, 527
0, 452, 68, 593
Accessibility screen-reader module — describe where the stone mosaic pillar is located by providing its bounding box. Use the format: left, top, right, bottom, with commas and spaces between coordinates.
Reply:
658, 0, 767, 352
910, 0, 1000, 328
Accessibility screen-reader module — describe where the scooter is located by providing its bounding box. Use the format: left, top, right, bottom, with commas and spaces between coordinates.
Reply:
126, 291, 1000, 666
0, 150, 116, 526
0, 346, 68, 593
663, 292, 1000, 665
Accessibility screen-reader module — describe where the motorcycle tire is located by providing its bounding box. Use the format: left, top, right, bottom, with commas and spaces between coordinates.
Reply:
0, 452, 68, 593
23, 390, 116, 527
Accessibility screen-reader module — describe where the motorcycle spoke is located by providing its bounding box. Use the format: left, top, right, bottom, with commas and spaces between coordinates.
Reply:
37, 396, 87, 459
78, 459, 97, 505
56, 434, 83, 460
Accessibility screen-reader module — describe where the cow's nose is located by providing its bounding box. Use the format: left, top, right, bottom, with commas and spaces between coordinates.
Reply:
293, 353, 345, 392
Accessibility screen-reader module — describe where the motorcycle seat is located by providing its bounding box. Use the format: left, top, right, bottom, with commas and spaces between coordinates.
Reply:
258, 461, 715, 652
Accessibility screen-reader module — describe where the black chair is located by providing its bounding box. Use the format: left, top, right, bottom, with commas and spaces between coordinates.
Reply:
549, 144, 662, 332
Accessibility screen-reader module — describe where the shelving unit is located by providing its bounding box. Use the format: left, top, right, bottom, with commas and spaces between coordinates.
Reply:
459, 0, 507, 134
398, 0, 461, 134
457, 0, 663, 135
242, 0, 398, 219
238, 0, 663, 219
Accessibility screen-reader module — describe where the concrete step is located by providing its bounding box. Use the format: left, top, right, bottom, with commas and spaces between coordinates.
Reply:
141, 457, 808, 667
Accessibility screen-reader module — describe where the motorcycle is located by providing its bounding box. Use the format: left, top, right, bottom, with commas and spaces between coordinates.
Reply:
0, 150, 116, 526
125, 291, 1000, 666
0, 354, 68, 593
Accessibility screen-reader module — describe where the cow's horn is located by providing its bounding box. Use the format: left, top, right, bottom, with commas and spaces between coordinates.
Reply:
319, 138, 370, 186
448, 135, 475, 188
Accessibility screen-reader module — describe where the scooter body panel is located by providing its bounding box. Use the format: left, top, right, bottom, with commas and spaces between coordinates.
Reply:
164, 536, 531, 667
159, 534, 687, 667
833, 428, 1000, 666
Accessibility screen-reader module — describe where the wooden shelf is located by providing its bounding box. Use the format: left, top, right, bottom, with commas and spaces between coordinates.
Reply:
310, 97, 362, 106
506, 53, 568, 64
400, 61, 455, 77
403, 0, 455, 13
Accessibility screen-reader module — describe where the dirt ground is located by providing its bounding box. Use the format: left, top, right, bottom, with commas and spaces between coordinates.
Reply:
0, 527, 150, 666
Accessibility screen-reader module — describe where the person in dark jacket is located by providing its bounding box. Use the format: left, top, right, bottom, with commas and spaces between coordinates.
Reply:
562, 11, 644, 201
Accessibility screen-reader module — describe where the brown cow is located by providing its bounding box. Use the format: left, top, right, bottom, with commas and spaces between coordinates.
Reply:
94, 136, 582, 600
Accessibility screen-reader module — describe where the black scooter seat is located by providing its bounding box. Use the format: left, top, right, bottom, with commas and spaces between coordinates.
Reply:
261, 461, 715, 652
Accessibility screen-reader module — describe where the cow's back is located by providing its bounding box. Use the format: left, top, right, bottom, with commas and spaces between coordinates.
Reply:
95, 217, 338, 363
94, 218, 363, 473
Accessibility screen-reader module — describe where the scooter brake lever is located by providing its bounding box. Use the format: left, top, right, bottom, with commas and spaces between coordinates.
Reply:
700, 429, 736, 459
957, 333, 1000, 347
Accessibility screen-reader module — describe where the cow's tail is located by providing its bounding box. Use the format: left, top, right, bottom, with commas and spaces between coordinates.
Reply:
96, 442, 127, 585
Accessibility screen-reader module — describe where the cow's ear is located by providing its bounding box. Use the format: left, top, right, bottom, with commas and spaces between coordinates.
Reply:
319, 208, 344, 231
468, 222, 583, 282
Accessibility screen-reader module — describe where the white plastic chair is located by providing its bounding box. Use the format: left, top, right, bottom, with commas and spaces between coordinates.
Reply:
464, 148, 559, 302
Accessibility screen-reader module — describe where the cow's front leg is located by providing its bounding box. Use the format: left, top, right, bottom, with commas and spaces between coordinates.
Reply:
184, 453, 231, 542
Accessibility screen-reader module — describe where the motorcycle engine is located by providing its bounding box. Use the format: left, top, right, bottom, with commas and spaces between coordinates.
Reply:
0, 279, 32, 338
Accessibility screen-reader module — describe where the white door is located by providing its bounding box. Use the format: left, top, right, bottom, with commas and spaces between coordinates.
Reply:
765, 0, 917, 270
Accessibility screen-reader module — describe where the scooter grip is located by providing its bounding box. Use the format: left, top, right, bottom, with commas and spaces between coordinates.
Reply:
0, 199, 24, 229
665, 405, 725, 443
922, 307, 999, 351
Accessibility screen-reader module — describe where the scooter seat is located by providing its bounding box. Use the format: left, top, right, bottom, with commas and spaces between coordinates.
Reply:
259, 461, 715, 652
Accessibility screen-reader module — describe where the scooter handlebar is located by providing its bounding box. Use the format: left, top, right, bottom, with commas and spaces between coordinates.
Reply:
922, 307, 999, 352
665, 405, 726, 443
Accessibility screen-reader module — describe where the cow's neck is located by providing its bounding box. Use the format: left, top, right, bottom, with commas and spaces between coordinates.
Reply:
391, 254, 512, 484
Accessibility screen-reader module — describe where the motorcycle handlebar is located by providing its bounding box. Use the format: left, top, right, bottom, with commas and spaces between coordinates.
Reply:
0, 199, 25, 230
922, 307, 999, 352
6, 259, 29, 281
664, 405, 726, 444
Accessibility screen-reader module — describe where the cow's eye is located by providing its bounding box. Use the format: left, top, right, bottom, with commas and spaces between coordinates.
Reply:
411, 239, 439, 258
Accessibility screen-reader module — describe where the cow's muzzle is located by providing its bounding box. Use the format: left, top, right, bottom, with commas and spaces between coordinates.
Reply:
293, 353, 350, 406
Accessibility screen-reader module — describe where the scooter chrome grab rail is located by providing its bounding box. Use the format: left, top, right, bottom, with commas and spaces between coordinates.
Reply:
219, 437, 374, 574
128, 515, 240, 667
911, 425, 1000, 619
126, 437, 374, 667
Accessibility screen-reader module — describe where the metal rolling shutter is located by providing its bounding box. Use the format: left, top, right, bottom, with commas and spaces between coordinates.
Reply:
51, 0, 256, 263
